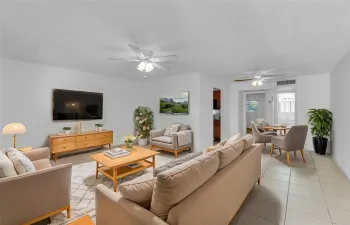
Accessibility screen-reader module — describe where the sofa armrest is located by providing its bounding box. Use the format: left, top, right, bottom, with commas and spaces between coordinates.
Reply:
0, 163, 72, 225
150, 128, 166, 139
171, 134, 179, 149
23, 147, 50, 161
96, 184, 168, 225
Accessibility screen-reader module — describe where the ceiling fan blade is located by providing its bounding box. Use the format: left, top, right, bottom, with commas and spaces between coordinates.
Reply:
152, 62, 170, 70
152, 55, 178, 62
108, 57, 140, 62
234, 78, 253, 82
261, 74, 284, 78
141, 49, 153, 59
128, 44, 145, 58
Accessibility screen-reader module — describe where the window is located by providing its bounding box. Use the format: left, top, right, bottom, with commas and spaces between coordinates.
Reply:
246, 100, 259, 112
278, 93, 295, 113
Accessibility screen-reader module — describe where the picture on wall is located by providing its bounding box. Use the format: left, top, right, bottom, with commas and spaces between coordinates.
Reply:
159, 92, 189, 115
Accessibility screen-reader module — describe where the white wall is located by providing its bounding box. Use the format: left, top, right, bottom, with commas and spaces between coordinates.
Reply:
246, 93, 266, 127
330, 50, 350, 179
231, 74, 330, 151
0, 58, 139, 148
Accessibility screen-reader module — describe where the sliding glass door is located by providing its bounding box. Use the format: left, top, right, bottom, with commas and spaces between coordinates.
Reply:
276, 92, 295, 127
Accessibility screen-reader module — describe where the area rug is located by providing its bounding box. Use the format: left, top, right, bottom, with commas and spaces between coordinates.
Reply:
50, 154, 175, 224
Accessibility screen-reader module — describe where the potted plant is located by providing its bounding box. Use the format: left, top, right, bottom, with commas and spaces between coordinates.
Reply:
63, 127, 71, 135
134, 107, 154, 146
123, 135, 137, 149
307, 109, 332, 155
95, 124, 103, 132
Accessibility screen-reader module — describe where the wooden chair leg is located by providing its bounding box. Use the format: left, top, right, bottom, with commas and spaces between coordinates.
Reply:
67, 205, 71, 218
286, 151, 291, 166
270, 144, 274, 157
279, 148, 282, 155
258, 177, 261, 185
300, 149, 306, 163
175, 151, 178, 158
294, 150, 296, 158
150, 145, 153, 150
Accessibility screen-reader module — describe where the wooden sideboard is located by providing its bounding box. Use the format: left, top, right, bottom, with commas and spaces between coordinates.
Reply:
49, 130, 113, 161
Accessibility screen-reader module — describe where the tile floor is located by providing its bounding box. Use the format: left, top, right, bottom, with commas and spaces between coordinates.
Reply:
231, 146, 350, 225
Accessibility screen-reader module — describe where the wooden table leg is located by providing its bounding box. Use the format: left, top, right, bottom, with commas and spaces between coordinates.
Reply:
113, 168, 117, 192
152, 155, 156, 169
95, 161, 99, 179
109, 144, 112, 150
270, 144, 274, 157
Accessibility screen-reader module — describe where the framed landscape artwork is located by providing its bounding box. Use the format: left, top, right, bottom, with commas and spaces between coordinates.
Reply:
159, 92, 189, 115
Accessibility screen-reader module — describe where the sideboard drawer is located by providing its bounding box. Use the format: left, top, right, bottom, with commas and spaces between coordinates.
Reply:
95, 132, 113, 140
98, 138, 113, 145
77, 134, 95, 142
77, 140, 98, 149
52, 143, 77, 153
52, 137, 77, 146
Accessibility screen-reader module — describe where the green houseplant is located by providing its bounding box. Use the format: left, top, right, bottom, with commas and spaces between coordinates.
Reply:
134, 107, 154, 146
307, 109, 332, 155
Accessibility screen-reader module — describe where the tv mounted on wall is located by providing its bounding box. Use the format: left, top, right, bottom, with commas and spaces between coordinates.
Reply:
53, 89, 103, 120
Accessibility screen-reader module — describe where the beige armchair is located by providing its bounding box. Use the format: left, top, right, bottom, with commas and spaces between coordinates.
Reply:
150, 124, 193, 157
251, 122, 277, 147
271, 125, 308, 166
0, 147, 72, 225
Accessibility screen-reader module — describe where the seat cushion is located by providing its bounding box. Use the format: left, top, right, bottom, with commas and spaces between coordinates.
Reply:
153, 152, 202, 177
6, 148, 36, 175
241, 134, 254, 151
152, 136, 173, 144
32, 159, 53, 170
0, 151, 17, 178
215, 139, 244, 169
225, 133, 242, 147
150, 151, 219, 220
119, 172, 156, 209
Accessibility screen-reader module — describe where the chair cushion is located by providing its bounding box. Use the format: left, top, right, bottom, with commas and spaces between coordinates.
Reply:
0, 151, 17, 178
153, 152, 202, 177
119, 172, 156, 209
6, 148, 36, 175
32, 159, 53, 170
224, 133, 241, 147
164, 124, 181, 136
241, 134, 254, 151
152, 136, 173, 144
150, 151, 219, 220
215, 139, 244, 169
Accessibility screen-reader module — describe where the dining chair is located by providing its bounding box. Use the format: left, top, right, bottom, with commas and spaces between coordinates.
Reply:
251, 122, 278, 147
270, 125, 308, 166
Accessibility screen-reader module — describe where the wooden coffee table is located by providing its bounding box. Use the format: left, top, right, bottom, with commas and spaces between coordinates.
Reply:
68, 215, 94, 225
90, 146, 159, 192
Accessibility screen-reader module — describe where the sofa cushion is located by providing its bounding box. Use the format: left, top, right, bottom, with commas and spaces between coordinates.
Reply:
0, 151, 17, 178
241, 134, 254, 151
150, 151, 219, 220
225, 133, 241, 147
119, 172, 156, 209
164, 124, 180, 137
153, 152, 202, 177
32, 159, 52, 170
6, 148, 36, 175
152, 136, 173, 144
219, 138, 228, 146
215, 139, 244, 169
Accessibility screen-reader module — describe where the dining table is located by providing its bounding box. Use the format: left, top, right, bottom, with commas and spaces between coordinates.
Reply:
262, 126, 290, 135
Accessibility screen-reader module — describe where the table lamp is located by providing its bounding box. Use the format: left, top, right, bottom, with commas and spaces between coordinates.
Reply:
2, 123, 26, 148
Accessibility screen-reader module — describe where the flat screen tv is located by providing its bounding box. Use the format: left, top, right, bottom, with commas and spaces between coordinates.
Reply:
53, 89, 103, 120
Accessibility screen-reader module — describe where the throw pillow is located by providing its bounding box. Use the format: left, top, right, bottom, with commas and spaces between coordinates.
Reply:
150, 151, 219, 220
219, 138, 228, 146
215, 139, 244, 169
0, 151, 17, 178
164, 124, 181, 137
225, 133, 241, 147
153, 152, 202, 177
241, 134, 254, 151
179, 124, 190, 131
6, 148, 36, 175
119, 172, 156, 209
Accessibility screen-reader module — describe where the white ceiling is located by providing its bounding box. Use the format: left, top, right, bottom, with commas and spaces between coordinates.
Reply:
1, 0, 350, 81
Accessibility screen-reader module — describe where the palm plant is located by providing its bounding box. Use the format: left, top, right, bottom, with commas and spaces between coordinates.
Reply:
307, 109, 332, 139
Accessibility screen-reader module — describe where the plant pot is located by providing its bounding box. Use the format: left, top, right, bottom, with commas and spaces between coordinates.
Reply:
312, 137, 328, 155
64, 130, 70, 135
138, 138, 148, 146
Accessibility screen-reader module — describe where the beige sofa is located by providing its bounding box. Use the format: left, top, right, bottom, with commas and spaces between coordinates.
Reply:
0, 147, 72, 225
95, 140, 261, 225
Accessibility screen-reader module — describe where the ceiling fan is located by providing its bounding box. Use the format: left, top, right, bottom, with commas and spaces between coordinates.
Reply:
233, 70, 284, 87
108, 44, 177, 72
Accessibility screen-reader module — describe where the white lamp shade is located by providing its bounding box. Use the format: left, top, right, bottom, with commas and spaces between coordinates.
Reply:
2, 123, 26, 135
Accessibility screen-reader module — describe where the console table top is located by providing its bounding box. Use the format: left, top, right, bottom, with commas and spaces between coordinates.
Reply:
49, 130, 113, 138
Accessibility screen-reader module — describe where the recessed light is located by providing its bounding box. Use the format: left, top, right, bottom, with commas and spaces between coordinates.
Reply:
144, 75, 147, 78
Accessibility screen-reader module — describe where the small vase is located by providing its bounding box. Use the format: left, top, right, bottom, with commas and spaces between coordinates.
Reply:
125, 142, 133, 149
